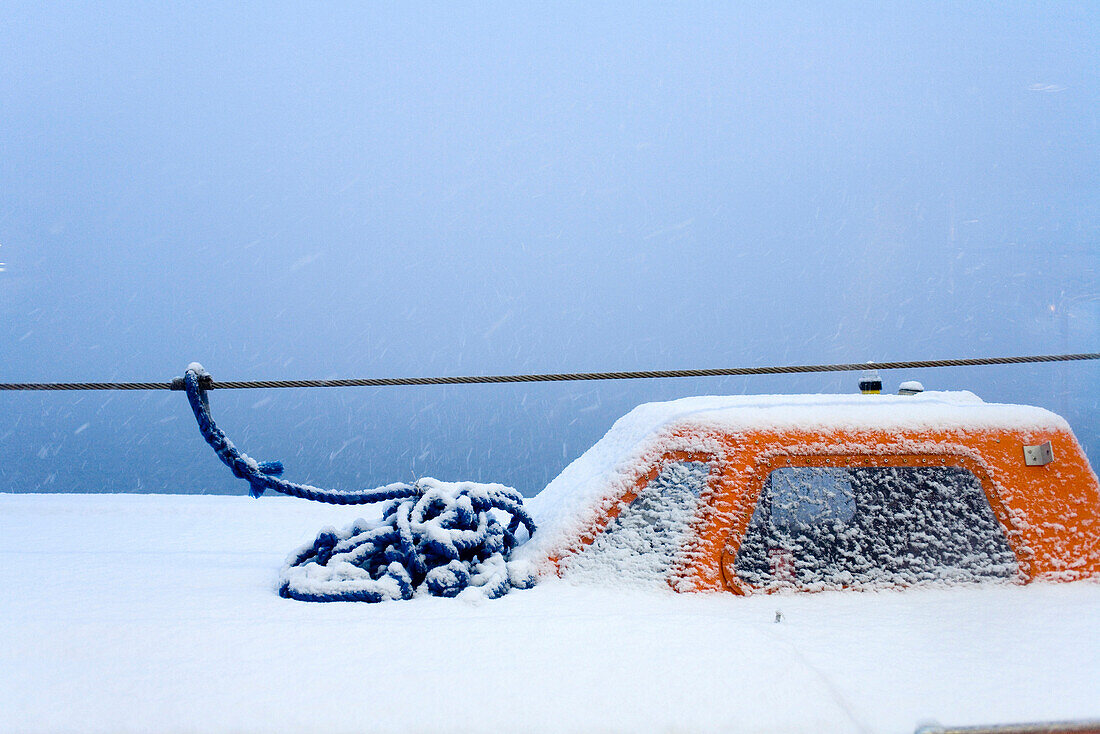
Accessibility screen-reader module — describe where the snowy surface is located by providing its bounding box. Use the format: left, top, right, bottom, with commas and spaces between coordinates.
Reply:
3, 493, 1099, 734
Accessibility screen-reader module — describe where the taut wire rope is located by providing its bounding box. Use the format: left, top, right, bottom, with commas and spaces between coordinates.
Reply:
0, 352, 1096, 392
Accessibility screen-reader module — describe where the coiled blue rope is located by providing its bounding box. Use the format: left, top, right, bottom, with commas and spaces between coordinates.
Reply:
182, 363, 537, 602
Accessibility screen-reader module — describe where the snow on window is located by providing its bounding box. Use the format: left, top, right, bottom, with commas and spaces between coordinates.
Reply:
734, 465, 1019, 589
769, 467, 856, 532
560, 461, 709, 588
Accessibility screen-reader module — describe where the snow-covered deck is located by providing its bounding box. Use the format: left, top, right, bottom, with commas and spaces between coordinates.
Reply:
2, 493, 1098, 733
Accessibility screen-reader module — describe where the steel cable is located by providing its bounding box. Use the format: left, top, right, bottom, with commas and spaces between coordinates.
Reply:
0, 353, 1096, 392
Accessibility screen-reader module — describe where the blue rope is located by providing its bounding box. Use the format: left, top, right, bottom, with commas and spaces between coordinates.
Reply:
182, 363, 538, 602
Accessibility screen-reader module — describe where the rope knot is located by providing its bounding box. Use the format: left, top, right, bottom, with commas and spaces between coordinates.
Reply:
179, 363, 538, 602
280, 479, 537, 602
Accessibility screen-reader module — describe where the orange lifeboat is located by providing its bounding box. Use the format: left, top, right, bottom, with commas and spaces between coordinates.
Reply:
523, 389, 1100, 593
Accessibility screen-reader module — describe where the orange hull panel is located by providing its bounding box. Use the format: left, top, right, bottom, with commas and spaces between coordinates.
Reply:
552, 425, 1100, 593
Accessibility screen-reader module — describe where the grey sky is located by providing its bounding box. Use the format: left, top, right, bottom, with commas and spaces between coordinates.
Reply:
2, 2, 1097, 495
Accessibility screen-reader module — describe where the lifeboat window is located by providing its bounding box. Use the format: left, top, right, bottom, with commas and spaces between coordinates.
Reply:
733, 465, 1018, 588
561, 460, 710, 585
769, 467, 856, 532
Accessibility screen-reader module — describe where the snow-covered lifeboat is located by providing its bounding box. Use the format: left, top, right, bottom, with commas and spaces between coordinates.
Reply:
516, 391, 1100, 592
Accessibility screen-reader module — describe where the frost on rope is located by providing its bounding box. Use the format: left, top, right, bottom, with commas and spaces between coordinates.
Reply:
279, 479, 537, 602
180, 365, 537, 603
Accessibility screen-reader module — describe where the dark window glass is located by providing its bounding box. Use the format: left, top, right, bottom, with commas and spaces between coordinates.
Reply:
734, 465, 1018, 588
